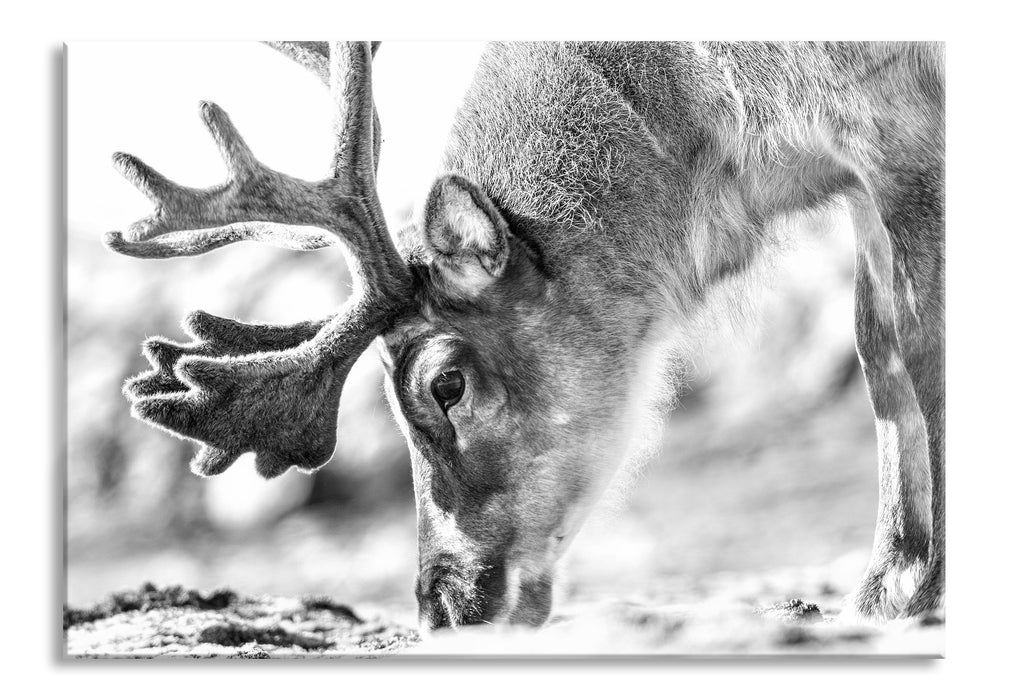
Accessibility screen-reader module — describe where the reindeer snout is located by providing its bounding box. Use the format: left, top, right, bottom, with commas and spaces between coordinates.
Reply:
415, 556, 509, 632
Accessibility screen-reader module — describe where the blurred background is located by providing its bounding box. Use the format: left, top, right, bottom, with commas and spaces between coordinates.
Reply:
67, 42, 878, 625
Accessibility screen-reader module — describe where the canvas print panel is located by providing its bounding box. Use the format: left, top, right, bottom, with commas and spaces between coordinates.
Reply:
65, 41, 944, 657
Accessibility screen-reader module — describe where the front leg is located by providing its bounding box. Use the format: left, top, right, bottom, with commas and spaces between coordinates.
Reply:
844, 198, 932, 622
881, 178, 945, 619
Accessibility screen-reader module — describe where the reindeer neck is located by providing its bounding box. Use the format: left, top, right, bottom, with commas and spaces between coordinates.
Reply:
444, 42, 875, 324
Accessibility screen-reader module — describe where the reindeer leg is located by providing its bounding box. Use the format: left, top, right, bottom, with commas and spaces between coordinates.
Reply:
883, 176, 945, 619
845, 197, 932, 622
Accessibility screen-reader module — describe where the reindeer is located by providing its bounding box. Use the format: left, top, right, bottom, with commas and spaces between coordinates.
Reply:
104, 41, 944, 631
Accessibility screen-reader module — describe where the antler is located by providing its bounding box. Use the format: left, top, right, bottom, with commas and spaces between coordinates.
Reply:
106, 42, 414, 478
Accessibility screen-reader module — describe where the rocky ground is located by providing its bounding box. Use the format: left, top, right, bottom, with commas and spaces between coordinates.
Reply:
64, 583, 419, 658
64, 581, 943, 658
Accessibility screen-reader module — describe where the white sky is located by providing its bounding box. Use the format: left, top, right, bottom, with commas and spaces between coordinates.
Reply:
67, 41, 487, 238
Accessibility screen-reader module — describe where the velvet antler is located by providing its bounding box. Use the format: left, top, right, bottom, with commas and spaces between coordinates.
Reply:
105, 42, 414, 478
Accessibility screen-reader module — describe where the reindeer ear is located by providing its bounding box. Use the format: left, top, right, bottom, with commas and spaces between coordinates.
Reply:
421, 173, 510, 293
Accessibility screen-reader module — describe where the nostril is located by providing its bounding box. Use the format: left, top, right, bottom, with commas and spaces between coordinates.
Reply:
415, 560, 455, 600
415, 559, 469, 631
415, 576, 450, 631
418, 595, 451, 632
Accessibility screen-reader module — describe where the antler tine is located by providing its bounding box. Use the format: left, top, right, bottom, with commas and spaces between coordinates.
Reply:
112, 41, 416, 479
104, 97, 341, 256
105, 42, 394, 273
264, 42, 380, 88
265, 42, 382, 169
318, 41, 409, 301
330, 41, 379, 183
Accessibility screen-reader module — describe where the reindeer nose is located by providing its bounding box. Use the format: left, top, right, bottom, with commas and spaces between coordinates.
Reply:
415, 556, 508, 632
414, 563, 452, 632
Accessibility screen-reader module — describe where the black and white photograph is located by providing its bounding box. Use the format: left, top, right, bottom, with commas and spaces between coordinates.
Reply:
61, 39, 946, 658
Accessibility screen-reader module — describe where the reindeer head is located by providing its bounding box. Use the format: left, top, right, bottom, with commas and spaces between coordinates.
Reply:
107, 42, 667, 633
379, 170, 655, 630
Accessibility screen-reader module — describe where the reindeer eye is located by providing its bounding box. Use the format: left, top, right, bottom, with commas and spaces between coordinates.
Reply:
431, 370, 465, 411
